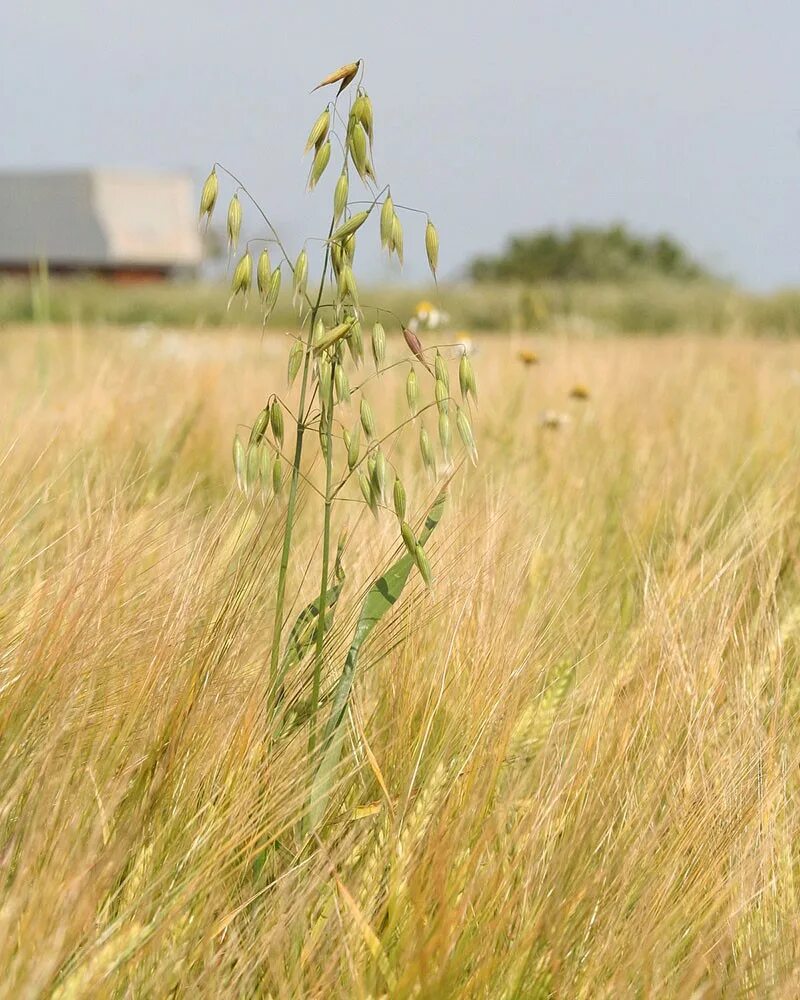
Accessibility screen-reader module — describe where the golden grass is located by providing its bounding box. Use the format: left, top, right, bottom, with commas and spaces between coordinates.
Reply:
3, 325, 800, 997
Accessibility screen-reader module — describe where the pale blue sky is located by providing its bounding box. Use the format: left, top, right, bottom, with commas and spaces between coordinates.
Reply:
1, 0, 797, 288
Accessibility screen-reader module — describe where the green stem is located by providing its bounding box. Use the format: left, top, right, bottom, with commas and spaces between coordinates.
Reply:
268, 237, 334, 712
308, 362, 335, 760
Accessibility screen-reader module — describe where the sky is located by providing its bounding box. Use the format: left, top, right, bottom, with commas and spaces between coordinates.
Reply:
1, 0, 797, 290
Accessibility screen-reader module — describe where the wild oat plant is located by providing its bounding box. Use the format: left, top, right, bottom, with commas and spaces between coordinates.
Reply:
199, 60, 478, 830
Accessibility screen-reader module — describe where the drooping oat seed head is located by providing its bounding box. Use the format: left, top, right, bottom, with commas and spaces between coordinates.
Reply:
317, 354, 332, 401
360, 398, 376, 440
406, 367, 419, 415
401, 521, 417, 557
455, 406, 478, 465
264, 266, 282, 318
313, 318, 355, 353
435, 378, 449, 415
332, 210, 370, 243
347, 421, 360, 470
373, 448, 387, 499
257, 249, 272, 297
199, 167, 218, 222
420, 426, 435, 476
249, 404, 271, 445
311, 61, 360, 96
438, 411, 451, 460
272, 454, 283, 495
359, 472, 377, 516
414, 543, 433, 588
293, 249, 309, 303
287, 339, 304, 387
334, 363, 351, 404
333, 173, 349, 225
391, 212, 404, 264
304, 108, 331, 155
348, 319, 364, 366
270, 401, 285, 448
371, 322, 386, 370
393, 477, 407, 521
228, 251, 252, 308
380, 195, 394, 249
308, 140, 332, 191
246, 443, 260, 496
233, 434, 246, 492
227, 193, 242, 253
425, 219, 439, 281
458, 352, 478, 404
434, 351, 449, 390
348, 120, 369, 180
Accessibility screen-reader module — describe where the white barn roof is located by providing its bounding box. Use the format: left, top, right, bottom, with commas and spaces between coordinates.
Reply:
0, 170, 202, 270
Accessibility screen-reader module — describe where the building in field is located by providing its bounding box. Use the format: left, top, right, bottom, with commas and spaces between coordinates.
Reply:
0, 170, 202, 281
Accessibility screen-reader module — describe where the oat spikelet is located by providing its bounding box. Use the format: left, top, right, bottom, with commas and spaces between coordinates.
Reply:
199, 167, 218, 221
311, 61, 360, 95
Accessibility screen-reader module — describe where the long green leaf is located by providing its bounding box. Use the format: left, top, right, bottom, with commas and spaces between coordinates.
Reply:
273, 542, 346, 708
308, 489, 447, 830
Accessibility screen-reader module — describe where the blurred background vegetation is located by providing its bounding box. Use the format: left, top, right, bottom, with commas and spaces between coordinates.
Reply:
3, 223, 799, 337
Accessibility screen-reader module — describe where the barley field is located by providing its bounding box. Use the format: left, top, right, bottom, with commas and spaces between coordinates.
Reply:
4, 325, 800, 997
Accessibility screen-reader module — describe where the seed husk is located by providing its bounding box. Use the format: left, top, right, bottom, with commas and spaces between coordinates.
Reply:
393, 477, 407, 521
332, 210, 370, 243
414, 543, 433, 588
406, 367, 419, 415
343, 232, 356, 263
304, 107, 330, 155
227, 193, 242, 252
257, 249, 271, 297
308, 139, 331, 190
233, 434, 246, 492
360, 398, 376, 440
199, 167, 218, 221
434, 351, 449, 389
425, 219, 439, 280
288, 339, 304, 386
380, 195, 394, 248
438, 411, 451, 459
456, 405, 478, 465
400, 521, 416, 556
333, 173, 349, 224
371, 322, 386, 369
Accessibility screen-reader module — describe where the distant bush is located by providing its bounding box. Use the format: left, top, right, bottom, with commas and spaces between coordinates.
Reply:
470, 224, 710, 283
